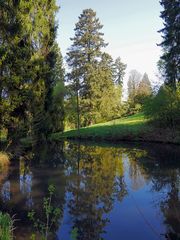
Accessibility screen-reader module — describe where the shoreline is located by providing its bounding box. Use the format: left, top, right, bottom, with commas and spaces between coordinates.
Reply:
51, 129, 180, 145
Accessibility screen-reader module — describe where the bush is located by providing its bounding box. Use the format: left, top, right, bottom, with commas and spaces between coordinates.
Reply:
143, 85, 180, 129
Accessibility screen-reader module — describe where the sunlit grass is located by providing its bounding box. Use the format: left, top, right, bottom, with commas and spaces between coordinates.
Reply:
51, 113, 152, 141
87, 113, 146, 127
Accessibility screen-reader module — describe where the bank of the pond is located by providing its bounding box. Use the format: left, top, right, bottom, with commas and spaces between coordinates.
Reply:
51, 113, 180, 144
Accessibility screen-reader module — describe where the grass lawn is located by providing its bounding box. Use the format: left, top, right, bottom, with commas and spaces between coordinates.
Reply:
51, 113, 151, 141
51, 113, 179, 144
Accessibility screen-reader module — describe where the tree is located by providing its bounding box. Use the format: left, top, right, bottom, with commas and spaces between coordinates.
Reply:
66, 9, 108, 127
143, 0, 180, 128
0, 1, 64, 141
113, 57, 127, 86
0, 0, 34, 139
95, 53, 122, 122
136, 73, 152, 104
30, 0, 62, 142
47, 44, 65, 134
143, 85, 180, 129
127, 70, 142, 106
158, 0, 180, 88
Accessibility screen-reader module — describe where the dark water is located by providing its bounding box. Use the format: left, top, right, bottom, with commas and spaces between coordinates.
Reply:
0, 141, 180, 240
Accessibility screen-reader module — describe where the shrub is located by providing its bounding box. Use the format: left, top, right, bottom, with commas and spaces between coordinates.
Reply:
143, 85, 180, 129
28, 185, 61, 240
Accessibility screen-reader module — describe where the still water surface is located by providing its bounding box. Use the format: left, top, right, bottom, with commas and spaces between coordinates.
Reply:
0, 141, 180, 240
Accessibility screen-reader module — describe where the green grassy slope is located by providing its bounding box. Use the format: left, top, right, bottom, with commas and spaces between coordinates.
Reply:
51, 113, 179, 144
52, 113, 151, 141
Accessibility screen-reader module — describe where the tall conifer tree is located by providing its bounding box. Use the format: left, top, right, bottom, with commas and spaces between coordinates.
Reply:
66, 9, 113, 126
159, 0, 180, 88
0, 0, 64, 141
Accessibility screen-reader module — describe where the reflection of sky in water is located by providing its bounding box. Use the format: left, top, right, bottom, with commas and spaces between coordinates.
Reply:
1, 181, 10, 202
0, 143, 179, 240
58, 153, 170, 240
20, 173, 33, 207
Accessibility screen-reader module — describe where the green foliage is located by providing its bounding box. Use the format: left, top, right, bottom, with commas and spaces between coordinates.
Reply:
70, 227, 78, 240
143, 85, 180, 129
127, 69, 142, 108
28, 184, 61, 240
0, 0, 34, 139
0, 1, 64, 142
44, 44, 65, 135
113, 57, 127, 86
66, 8, 108, 128
158, 0, 179, 88
127, 71, 152, 114
0, 212, 13, 240
135, 73, 152, 105
66, 9, 125, 128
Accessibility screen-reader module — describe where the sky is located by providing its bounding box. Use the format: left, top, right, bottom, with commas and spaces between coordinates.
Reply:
56, 0, 164, 91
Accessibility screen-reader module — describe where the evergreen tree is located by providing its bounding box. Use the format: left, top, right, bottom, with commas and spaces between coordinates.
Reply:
30, 0, 65, 142
158, 0, 180, 88
48, 44, 65, 133
95, 53, 122, 122
66, 9, 123, 126
113, 57, 127, 86
66, 9, 108, 127
113, 57, 127, 110
136, 73, 152, 104
0, 0, 34, 139
0, 0, 64, 141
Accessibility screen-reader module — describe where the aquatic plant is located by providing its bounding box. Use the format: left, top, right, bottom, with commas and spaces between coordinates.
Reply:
70, 227, 78, 240
0, 212, 14, 240
28, 184, 61, 240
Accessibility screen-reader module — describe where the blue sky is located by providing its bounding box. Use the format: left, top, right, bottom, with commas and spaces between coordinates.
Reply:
56, 0, 164, 89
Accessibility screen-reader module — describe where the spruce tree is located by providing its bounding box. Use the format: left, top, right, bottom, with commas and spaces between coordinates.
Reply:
113, 57, 127, 86
0, 0, 34, 139
113, 57, 127, 109
66, 9, 109, 127
0, 0, 65, 141
158, 0, 180, 88
30, 0, 65, 142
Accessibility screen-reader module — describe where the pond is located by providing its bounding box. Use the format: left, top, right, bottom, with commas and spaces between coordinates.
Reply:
0, 141, 180, 240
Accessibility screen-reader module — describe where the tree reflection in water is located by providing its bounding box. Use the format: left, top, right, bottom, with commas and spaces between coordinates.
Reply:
63, 142, 179, 240
135, 144, 180, 240
0, 141, 179, 240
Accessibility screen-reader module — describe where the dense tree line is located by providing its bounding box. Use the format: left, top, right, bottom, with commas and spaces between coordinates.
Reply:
0, 0, 64, 142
